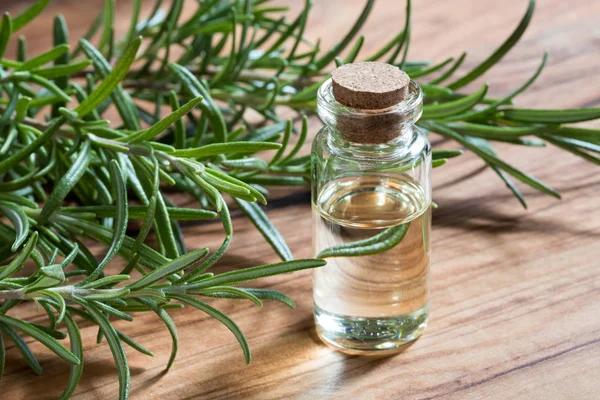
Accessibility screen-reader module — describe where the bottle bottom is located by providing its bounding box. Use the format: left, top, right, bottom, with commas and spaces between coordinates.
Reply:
314, 303, 428, 355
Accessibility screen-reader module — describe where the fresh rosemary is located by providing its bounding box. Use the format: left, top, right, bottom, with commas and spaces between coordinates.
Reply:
0, 0, 598, 398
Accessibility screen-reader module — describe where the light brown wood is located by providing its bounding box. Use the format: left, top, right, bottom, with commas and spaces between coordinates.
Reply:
1, 0, 600, 399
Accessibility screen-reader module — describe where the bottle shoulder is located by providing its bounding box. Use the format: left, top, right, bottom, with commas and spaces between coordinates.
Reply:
312, 126, 430, 167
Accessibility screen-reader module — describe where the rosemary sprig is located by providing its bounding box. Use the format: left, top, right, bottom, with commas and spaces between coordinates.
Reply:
0, 0, 598, 399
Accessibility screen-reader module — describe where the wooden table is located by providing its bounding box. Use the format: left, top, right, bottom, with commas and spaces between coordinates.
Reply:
2, 0, 599, 398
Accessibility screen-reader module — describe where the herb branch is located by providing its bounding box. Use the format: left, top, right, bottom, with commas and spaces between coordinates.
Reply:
0, 0, 598, 399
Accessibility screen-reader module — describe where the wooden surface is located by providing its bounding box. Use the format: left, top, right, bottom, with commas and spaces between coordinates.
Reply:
2, 0, 600, 399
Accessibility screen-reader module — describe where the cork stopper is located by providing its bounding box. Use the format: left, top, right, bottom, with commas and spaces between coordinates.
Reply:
331, 62, 410, 110
323, 62, 414, 144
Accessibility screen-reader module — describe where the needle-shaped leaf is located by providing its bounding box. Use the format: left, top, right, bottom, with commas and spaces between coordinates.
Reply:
116, 330, 153, 356
422, 85, 488, 119
27, 74, 71, 102
420, 84, 453, 97
98, 0, 115, 54
425, 121, 560, 198
448, 0, 535, 89
2, 121, 66, 176
12, 0, 50, 32
318, 223, 410, 258
17, 35, 26, 61
207, 169, 267, 205
0, 201, 30, 251
57, 243, 80, 271
0, 193, 36, 208
125, 0, 142, 46
203, 288, 296, 308
431, 149, 463, 160
34, 61, 92, 80
140, 155, 179, 260
52, 14, 70, 115
58, 314, 84, 400
242, 175, 307, 186
38, 140, 91, 226
79, 39, 139, 130
81, 275, 130, 289
235, 199, 293, 261
75, 36, 141, 118
0, 314, 79, 365
171, 294, 251, 364
408, 57, 454, 79
491, 165, 527, 208
38, 289, 67, 325
82, 288, 130, 301
502, 107, 600, 124
314, 0, 374, 70
542, 135, 600, 154
542, 135, 600, 166
390, 0, 411, 68
343, 35, 364, 64
27, 322, 67, 340
154, 193, 180, 259
39, 300, 57, 330
444, 122, 545, 138
78, 161, 128, 284
432, 159, 447, 168
184, 173, 224, 212
123, 95, 203, 143
92, 301, 133, 321
430, 52, 467, 84
243, 121, 286, 142
127, 247, 209, 291
62, 205, 216, 221
16, 44, 69, 71
0, 232, 37, 280
553, 126, 600, 143
170, 142, 281, 158
287, 0, 312, 61
366, 30, 405, 62
270, 119, 291, 165
15, 96, 32, 122
223, 158, 269, 171
180, 236, 232, 282
279, 115, 309, 165
203, 173, 251, 198
185, 259, 326, 290
199, 286, 263, 307
169, 91, 186, 149
447, 52, 549, 122
135, 298, 178, 370
0, 324, 43, 375
75, 299, 129, 400
169, 62, 227, 142
0, 12, 13, 58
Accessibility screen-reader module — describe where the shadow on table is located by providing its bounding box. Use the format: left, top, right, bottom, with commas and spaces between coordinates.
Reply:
432, 195, 600, 238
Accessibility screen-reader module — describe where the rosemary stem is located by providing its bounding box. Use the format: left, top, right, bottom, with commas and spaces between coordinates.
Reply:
74, 65, 313, 86
0, 290, 26, 299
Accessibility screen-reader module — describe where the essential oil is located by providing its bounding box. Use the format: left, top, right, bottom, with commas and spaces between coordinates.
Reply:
311, 62, 431, 354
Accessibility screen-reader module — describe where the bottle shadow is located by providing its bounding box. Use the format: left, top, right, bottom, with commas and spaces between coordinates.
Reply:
432, 196, 600, 237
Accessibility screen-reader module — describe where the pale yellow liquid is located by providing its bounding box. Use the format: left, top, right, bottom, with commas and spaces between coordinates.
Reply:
313, 175, 430, 352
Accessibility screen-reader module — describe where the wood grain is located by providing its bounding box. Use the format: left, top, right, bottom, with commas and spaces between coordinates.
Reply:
1, 0, 599, 399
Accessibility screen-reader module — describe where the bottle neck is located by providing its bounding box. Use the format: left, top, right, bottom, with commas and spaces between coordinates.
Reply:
326, 125, 418, 160
317, 78, 423, 150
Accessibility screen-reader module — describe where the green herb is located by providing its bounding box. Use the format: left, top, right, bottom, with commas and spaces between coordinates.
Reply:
0, 0, 598, 399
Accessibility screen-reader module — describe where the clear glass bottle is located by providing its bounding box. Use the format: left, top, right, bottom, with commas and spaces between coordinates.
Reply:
311, 69, 431, 354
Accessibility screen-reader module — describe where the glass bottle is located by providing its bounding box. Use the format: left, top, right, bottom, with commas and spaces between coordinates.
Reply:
311, 63, 431, 354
